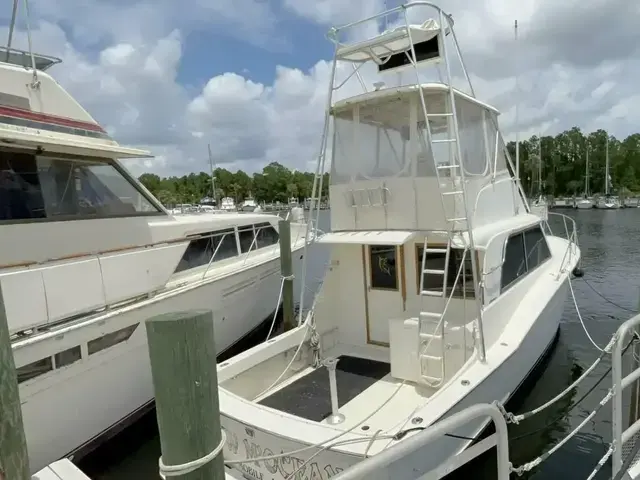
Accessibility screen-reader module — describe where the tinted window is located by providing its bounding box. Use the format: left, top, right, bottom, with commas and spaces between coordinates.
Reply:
0, 150, 160, 221
17, 357, 53, 383
370, 245, 398, 290
524, 226, 551, 270
88, 324, 138, 355
501, 233, 527, 289
238, 225, 256, 253
417, 246, 475, 298
54, 346, 82, 368
174, 228, 237, 272
255, 222, 279, 249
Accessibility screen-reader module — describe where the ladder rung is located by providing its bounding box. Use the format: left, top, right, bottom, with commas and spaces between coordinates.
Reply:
437, 164, 460, 170
419, 311, 442, 320
426, 113, 454, 118
420, 290, 444, 297
423, 268, 445, 275
442, 191, 464, 196
419, 354, 443, 361
432, 138, 457, 144
447, 217, 467, 222
425, 248, 447, 253
421, 374, 443, 383
419, 333, 442, 341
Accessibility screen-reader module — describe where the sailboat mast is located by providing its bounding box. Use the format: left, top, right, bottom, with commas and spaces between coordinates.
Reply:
514, 20, 520, 184
605, 135, 610, 196
207, 143, 216, 204
538, 134, 542, 194
585, 142, 589, 196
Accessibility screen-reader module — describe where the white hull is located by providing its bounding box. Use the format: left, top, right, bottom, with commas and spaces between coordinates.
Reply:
219, 266, 570, 479
596, 202, 621, 209
576, 200, 593, 209
18, 251, 304, 473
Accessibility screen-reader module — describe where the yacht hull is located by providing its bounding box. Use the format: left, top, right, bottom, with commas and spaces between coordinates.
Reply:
18, 251, 304, 473
575, 201, 593, 209
221, 278, 569, 479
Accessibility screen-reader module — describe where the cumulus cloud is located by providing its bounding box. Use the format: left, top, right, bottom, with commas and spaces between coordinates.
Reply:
0, 0, 637, 177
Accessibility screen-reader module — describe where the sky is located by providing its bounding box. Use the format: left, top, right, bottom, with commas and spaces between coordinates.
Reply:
1, 0, 638, 177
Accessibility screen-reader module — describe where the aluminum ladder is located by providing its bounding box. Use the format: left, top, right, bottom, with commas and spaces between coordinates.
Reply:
417, 236, 453, 386
406, 6, 486, 365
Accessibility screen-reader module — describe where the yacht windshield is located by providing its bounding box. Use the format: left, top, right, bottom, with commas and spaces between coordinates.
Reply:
0, 149, 161, 221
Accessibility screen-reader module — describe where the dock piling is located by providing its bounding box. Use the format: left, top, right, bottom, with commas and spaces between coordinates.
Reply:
279, 219, 295, 331
146, 310, 225, 479
0, 284, 30, 480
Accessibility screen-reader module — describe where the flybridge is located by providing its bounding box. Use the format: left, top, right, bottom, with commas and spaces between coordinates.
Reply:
0, 46, 61, 71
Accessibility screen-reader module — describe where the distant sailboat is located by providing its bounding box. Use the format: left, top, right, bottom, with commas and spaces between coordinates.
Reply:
576, 142, 593, 209
596, 136, 621, 209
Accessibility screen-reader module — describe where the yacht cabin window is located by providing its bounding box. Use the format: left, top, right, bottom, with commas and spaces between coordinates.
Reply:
330, 91, 509, 184
501, 224, 551, 291
369, 245, 399, 290
175, 228, 237, 273
0, 149, 161, 222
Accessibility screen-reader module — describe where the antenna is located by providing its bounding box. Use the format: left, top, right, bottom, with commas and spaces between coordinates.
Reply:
6, 0, 19, 62
514, 20, 520, 184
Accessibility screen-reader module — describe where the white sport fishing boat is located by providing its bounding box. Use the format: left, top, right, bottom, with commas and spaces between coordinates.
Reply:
0, 44, 311, 472
217, 3, 581, 478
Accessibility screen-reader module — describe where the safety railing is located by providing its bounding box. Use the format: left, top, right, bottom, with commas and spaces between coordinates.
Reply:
544, 212, 580, 278
330, 403, 510, 480
612, 313, 640, 476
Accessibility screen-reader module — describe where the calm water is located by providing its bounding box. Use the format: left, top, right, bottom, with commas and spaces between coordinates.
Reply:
78, 208, 640, 479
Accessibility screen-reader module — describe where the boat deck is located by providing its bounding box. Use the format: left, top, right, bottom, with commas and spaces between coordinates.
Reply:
258, 355, 391, 422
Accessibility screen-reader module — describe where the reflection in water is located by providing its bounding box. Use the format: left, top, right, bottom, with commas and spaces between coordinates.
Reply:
80, 209, 640, 479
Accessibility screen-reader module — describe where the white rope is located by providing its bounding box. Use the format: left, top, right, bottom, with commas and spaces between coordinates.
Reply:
585, 444, 612, 480
568, 273, 607, 353
499, 334, 615, 424
159, 430, 226, 478
511, 389, 612, 475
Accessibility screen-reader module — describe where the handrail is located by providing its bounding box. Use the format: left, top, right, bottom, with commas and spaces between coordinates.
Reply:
612, 313, 640, 475
330, 402, 510, 480
546, 212, 579, 278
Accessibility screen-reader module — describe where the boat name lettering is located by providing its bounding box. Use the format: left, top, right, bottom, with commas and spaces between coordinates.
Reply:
242, 439, 344, 479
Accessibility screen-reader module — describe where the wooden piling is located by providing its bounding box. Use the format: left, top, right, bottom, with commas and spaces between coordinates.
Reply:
146, 310, 224, 480
0, 284, 30, 480
279, 219, 295, 331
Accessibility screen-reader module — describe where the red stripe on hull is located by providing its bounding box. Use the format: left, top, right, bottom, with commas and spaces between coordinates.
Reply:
0, 105, 106, 133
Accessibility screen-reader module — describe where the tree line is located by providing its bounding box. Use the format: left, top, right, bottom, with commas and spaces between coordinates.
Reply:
506, 128, 640, 197
139, 162, 330, 206
137, 128, 640, 206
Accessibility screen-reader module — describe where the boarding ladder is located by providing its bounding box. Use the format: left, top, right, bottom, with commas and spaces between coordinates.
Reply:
407, 7, 486, 383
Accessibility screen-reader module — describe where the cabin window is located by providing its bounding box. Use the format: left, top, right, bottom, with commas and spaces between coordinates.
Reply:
174, 228, 237, 272
456, 99, 488, 176
238, 225, 257, 253
501, 233, 527, 289
88, 324, 138, 355
501, 225, 550, 291
524, 226, 551, 270
331, 97, 412, 184
369, 245, 398, 290
254, 222, 279, 248
54, 346, 82, 368
416, 246, 476, 298
17, 357, 53, 383
0, 150, 161, 222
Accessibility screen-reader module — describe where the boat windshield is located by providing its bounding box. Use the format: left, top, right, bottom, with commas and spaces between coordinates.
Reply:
0, 149, 162, 222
